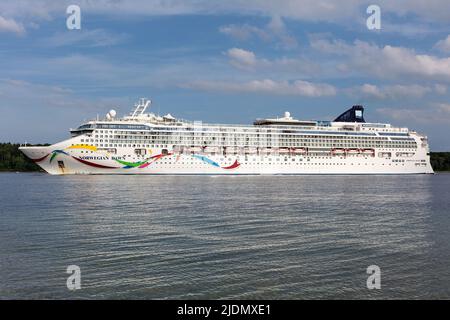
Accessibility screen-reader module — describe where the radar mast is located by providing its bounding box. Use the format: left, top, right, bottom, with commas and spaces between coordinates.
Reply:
130, 98, 151, 118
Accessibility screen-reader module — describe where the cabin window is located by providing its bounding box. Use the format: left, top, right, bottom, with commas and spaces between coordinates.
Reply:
135, 148, 146, 155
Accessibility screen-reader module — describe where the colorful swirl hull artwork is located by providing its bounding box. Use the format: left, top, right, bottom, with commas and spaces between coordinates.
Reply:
27, 144, 240, 174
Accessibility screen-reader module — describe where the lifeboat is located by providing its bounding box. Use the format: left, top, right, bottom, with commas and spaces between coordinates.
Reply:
346, 148, 360, 154
292, 147, 307, 155
331, 148, 346, 155
225, 146, 239, 154
204, 146, 220, 154
361, 148, 375, 156
260, 148, 272, 155
241, 147, 257, 155
191, 146, 203, 153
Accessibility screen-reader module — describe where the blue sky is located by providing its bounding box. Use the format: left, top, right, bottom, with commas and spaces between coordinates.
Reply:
1, 0, 450, 150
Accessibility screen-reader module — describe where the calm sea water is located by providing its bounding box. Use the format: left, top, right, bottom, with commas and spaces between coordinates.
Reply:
1, 172, 449, 299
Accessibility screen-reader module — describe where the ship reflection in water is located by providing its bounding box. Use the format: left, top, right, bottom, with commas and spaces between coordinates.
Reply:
1, 173, 449, 299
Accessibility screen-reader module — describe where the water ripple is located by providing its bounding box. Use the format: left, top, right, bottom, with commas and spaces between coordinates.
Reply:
1, 173, 450, 299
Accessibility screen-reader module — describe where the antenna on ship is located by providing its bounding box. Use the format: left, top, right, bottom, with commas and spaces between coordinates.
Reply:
131, 98, 151, 118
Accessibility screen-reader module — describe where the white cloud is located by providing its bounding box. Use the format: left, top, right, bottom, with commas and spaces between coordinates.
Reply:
0, 1, 360, 22
0, 78, 131, 142
434, 84, 448, 94
379, 84, 434, 98
0, 78, 130, 122
377, 103, 450, 125
266, 15, 298, 49
379, 0, 450, 24
348, 83, 446, 100
182, 79, 336, 97
2, 0, 450, 35
0, 53, 154, 89
0, 15, 25, 35
309, 37, 350, 54
434, 35, 450, 53
225, 47, 320, 75
0, 79, 98, 110
226, 48, 258, 69
359, 84, 384, 99
220, 15, 297, 49
436, 103, 450, 113
381, 21, 446, 37
219, 24, 270, 42
310, 37, 450, 81
377, 107, 428, 124
0, 51, 244, 91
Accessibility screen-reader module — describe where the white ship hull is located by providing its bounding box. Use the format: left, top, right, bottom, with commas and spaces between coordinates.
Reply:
20, 142, 433, 175
19, 100, 434, 175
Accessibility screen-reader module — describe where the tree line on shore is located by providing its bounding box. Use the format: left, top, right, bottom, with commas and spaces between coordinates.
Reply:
0, 143, 48, 172
430, 152, 450, 172
1, 142, 450, 172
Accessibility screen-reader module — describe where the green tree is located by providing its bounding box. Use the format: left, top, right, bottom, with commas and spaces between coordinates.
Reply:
0, 143, 49, 172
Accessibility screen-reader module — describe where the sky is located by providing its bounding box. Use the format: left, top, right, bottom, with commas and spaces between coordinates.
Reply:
1, 0, 450, 150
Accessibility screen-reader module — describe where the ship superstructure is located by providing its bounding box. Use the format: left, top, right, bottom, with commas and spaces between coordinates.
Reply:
19, 99, 433, 175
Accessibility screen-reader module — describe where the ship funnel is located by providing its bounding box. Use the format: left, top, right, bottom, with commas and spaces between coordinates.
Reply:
334, 105, 365, 123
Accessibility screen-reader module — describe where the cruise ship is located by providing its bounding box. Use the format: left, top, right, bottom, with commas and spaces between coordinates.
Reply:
20, 98, 433, 175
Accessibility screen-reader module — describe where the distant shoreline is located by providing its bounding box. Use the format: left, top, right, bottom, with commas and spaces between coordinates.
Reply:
2, 142, 450, 172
